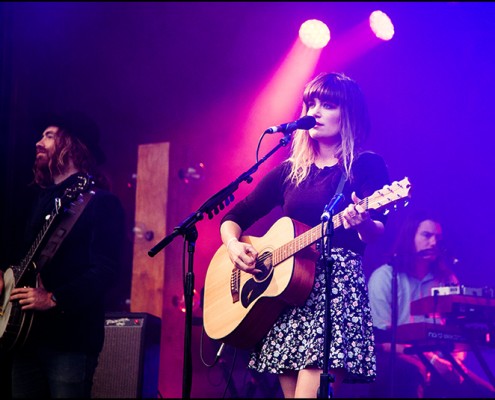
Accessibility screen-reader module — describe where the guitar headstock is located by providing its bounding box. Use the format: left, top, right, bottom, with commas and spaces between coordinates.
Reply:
60, 174, 94, 206
365, 177, 412, 215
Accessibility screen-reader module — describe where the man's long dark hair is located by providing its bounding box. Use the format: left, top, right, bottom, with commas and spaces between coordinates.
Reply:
33, 128, 110, 190
391, 209, 453, 280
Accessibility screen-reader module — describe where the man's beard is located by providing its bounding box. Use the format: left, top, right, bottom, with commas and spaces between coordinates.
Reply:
33, 155, 54, 187
416, 248, 439, 262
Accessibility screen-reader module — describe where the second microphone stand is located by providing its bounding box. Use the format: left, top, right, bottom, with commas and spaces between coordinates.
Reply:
389, 259, 398, 397
318, 193, 344, 399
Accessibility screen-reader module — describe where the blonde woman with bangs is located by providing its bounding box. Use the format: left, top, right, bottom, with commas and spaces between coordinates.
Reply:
219, 72, 390, 398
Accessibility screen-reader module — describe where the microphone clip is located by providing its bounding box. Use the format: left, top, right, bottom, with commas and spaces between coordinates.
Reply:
320, 193, 344, 222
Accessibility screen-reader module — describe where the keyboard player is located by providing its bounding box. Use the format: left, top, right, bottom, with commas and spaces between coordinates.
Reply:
367, 209, 495, 398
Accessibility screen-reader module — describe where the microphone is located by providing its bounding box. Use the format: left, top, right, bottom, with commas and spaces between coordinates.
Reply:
321, 193, 345, 222
264, 115, 316, 134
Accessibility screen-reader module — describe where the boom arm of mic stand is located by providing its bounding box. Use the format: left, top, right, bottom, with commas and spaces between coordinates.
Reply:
148, 211, 203, 257
147, 183, 241, 257
147, 133, 292, 258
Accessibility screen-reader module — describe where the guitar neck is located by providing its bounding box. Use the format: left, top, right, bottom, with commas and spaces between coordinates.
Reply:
272, 213, 344, 266
10, 173, 94, 285
271, 193, 384, 266
13, 206, 59, 283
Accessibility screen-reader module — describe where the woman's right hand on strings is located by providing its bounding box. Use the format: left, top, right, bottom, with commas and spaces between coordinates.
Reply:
225, 238, 260, 275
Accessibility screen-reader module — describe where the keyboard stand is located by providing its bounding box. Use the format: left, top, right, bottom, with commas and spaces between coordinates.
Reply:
471, 344, 495, 389
404, 342, 495, 391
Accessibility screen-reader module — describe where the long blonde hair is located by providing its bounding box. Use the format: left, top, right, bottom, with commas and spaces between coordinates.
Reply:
287, 72, 370, 185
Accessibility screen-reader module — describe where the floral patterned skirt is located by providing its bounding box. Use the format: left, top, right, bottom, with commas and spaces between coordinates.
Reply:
248, 248, 376, 383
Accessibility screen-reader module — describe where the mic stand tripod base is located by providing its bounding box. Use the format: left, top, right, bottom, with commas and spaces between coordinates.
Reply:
318, 373, 335, 398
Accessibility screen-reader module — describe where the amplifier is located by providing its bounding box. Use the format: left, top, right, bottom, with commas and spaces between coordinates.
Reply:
91, 312, 161, 398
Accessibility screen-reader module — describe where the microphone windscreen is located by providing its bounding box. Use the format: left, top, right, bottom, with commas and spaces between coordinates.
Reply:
298, 115, 316, 130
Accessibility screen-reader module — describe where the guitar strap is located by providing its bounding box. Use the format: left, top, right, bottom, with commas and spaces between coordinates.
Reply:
335, 170, 347, 198
34, 189, 96, 271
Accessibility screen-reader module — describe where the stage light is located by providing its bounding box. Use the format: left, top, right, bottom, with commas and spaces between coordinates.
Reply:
369, 10, 394, 41
299, 19, 331, 49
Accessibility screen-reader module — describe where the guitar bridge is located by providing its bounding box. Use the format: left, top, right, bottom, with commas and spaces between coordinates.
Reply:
230, 268, 240, 303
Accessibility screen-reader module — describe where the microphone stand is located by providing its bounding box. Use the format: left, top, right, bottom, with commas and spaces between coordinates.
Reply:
390, 259, 398, 397
148, 131, 295, 399
318, 194, 344, 399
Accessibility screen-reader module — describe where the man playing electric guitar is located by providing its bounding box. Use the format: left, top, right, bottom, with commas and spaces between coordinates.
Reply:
0, 111, 126, 398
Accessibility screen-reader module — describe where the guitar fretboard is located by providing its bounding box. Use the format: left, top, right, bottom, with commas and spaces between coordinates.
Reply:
272, 179, 410, 266
14, 205, 60, 283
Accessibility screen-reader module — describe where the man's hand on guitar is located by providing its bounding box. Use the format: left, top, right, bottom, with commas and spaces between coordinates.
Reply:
10, 286, 56, 311
225, 238, 261, 275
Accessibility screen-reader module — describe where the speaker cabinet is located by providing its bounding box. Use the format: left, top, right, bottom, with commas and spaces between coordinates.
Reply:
91, 312, 161, 398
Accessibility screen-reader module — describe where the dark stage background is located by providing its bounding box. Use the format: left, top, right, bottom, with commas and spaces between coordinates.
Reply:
1, 2, 494, 398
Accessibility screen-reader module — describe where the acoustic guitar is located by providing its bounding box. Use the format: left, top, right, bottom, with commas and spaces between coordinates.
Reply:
203, 177, 412, 349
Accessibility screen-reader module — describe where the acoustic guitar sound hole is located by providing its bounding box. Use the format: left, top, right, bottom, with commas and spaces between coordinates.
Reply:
254, 252, 273, 282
